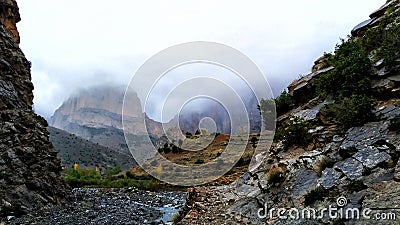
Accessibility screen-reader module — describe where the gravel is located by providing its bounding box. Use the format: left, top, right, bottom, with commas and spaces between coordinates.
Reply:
3, 188, 187, 225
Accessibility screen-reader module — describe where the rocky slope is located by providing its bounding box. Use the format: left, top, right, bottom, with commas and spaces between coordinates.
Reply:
48, 127, 136, 170
0, 0, 70, 217
179, 1, 400, 224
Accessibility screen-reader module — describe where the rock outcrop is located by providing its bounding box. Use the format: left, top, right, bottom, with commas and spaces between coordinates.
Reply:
179, 1, 400, 224
0, 0, 70, 217
50, 86, 164, 154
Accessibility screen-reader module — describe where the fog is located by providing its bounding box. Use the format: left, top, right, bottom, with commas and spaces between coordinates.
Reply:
16, 0, 385, 120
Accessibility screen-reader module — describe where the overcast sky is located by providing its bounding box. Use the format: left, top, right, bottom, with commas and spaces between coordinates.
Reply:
17, 0, 384, 119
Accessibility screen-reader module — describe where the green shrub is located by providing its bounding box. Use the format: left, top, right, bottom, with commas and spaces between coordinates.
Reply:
250, 136, 258, 148
304, 186, 329, 206
275, 117, 313, 150
64, 168, 168, 190
275, 90, 293, 116
106, 166, 122, 177
321, 94, 375, 130
361, 9, 400, 71
259, 91, 292, 128
389, 115, 400, 133
317, 39, 372, 99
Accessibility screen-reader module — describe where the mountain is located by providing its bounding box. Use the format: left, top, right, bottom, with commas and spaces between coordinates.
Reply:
0, 0, 70, 217
48, 127, 136, 170
171, 94, 262, 134
179, 1, 400, 224
50, 86, 163, 152
50, 85, 263, 156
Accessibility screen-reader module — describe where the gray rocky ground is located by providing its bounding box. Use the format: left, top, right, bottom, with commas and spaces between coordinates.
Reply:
3, 188, 186, 225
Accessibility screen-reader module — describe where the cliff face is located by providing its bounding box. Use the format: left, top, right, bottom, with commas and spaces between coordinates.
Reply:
0, 0, 70, 217
50, 86, 163, 153
179, 1, 400, 224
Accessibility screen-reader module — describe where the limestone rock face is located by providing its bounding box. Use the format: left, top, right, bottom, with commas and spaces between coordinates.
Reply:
0, 0, 70, 217
50, 86, 164, 153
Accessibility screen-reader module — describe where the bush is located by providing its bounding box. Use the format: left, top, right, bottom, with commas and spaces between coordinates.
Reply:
275, 90, 293, 116
321, 94, 375, 130
275, 117, 313, 150
362, 9, 400, 71
389, 115, 400, 133
250, 136, 258, 148
64, 168, 102, 188
266, 167, 285, 185
304, 186, 329, 206
106, 166, 122, 177
317, 39, 372, 99
259, 91, 292, 129
64, 168, 167, 191
314, 157, 336, 177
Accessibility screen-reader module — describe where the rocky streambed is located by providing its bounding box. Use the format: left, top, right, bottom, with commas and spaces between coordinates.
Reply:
3, 188, 187, 225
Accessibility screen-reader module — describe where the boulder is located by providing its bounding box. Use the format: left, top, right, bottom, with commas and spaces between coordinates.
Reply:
352, 147, 391, 169
340, 121, 390, 152
287, 67, 333, 105
372, 75, 400, 99
318, 168, 343, 189
334, 158, 364, 180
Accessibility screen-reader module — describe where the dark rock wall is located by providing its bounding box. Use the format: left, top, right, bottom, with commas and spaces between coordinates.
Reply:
0, 0, 70, 217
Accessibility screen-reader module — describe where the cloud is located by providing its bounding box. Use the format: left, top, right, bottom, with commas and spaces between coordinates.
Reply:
17, 0, 385, 119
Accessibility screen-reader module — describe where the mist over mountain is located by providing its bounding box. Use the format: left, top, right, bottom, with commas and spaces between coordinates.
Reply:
50, 84, 263, 154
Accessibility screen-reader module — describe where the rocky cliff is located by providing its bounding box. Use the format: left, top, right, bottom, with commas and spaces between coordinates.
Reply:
50, 86, 164, 155
0, 0, 70, 217
179, 1, 400, 224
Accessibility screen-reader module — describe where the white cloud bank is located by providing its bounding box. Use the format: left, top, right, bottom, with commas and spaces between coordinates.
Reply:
16, 0, 384, 119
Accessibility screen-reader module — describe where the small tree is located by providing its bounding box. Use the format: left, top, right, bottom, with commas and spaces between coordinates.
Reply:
317, 39, 372, 99
275, 90, 293, 116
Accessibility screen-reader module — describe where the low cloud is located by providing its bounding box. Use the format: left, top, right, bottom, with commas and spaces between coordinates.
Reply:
17, 0, 385, 119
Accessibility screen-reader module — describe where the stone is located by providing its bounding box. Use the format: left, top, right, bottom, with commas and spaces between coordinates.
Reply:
352, 147, 391, 169
287, 67, 333, 105
369, 0, 395, 18
395, 159, 400, 181
334, 158, 364, 180
294, 103, 326, 121
290, 169, 318, 196
363, 168, 394, 187
372, 75, 400, 99
332, 135, 344, 143
299, 150, 323, 159
351, 18, 373, 37
340, 121, 390, 151
318, 168, 343, 189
